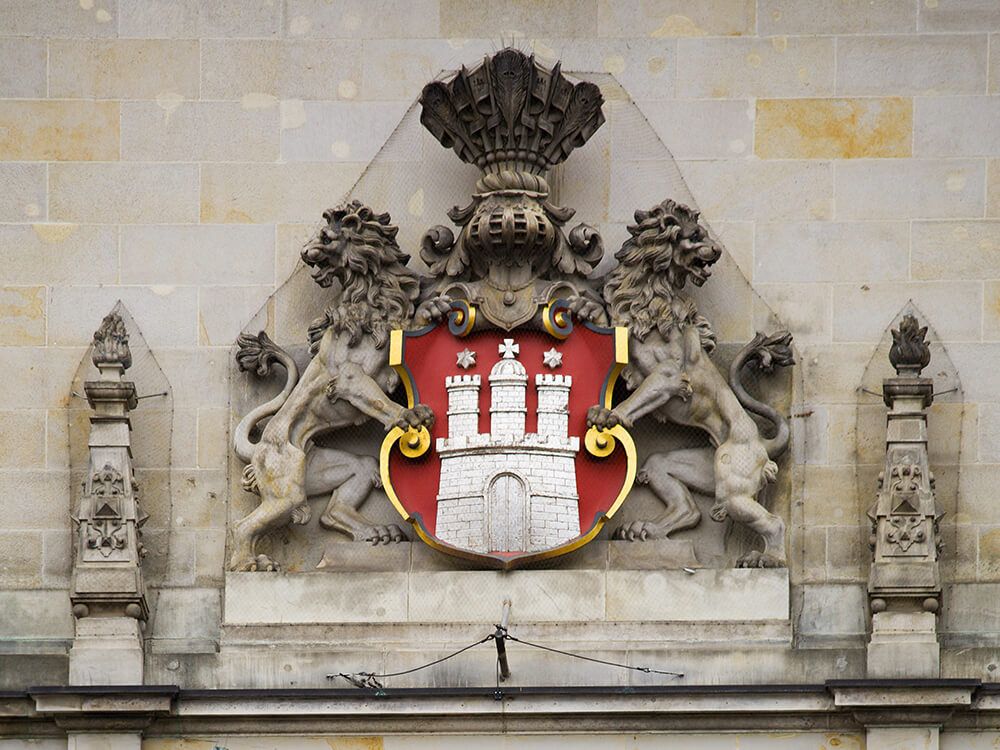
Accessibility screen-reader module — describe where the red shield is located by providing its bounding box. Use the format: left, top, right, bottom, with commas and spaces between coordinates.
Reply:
380, 316, 636, 569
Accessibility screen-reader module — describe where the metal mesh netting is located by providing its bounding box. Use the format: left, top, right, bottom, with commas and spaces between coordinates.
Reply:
228, 70, 803, 577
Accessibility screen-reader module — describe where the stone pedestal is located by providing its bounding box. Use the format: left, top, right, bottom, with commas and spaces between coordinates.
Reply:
867, 611, 940, 679
69, 617, 144, 686
68, 733, 142, 750
867, 726, 938, 750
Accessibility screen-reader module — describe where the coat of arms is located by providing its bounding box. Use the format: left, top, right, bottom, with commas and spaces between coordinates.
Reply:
228, 49, 794, 573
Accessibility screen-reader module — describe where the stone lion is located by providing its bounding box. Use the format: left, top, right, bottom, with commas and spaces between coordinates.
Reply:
229, 200, 443, 572
586, 199, 794, 568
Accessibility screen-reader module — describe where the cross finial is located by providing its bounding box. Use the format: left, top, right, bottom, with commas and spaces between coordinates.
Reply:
499, 338, 519, 359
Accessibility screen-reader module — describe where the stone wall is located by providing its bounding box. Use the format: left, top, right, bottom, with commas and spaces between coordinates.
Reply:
3, 0, 1000, 689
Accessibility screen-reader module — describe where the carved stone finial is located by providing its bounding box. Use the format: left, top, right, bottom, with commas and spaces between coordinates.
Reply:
92, 312, 132, 371
889, 314, 930, 376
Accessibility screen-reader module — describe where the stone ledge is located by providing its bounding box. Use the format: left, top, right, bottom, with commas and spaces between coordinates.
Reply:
224, 567, 789, 626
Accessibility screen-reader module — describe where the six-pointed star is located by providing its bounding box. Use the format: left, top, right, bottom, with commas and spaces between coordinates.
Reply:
456, 348, 476, 369
542, 348, 563, 368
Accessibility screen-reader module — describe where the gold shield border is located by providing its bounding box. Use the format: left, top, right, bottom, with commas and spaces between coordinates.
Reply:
379, 325, 637, 569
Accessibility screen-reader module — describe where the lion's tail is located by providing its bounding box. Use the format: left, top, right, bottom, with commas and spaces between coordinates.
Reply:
728, 330, 795, 459
233, 331, 300, 464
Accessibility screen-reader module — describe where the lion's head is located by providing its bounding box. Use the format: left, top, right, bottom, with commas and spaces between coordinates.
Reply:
603, 199, 721, 345
302, 200, 420, 351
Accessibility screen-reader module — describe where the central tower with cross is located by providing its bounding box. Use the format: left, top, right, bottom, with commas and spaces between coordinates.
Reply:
434, 338, 581, 553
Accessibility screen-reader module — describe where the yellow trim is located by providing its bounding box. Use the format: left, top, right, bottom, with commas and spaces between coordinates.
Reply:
602, 326, 629, 408
542, 300, 571, 340
585, 425, 616, 457
399, 425, 430, 457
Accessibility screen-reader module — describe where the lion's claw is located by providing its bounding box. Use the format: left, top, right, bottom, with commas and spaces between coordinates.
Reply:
613, 520, 671, 542
567, 296, 608, 325
396, 403, 435, 431
736, 550, 785, 568
250, 553, 279, 572
365, 524, 407, 545
587, 405, 621, 430
414, 295, 453, 326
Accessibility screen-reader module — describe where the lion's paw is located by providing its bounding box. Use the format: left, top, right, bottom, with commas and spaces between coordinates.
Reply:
763, 460, 779, 483
396, 403, 435, 431
364, 524, 407, 545
249, 554, 279, 572
613, 520, 669, 542
736, 551, 785, 569
586, 405, 621, 430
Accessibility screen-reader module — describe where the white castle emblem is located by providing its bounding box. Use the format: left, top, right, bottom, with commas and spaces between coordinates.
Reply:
435, 339, 581, 553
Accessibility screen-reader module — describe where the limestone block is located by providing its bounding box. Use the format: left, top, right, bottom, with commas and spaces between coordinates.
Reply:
795, 344, 873, 405
868, 727, 938, 750
799, 584, 866, 637
286, 0, 440, 38
69, 617, 144, 685
198, 286, 272, 348
920, 0, 1000, 31
867, 612, 940, 679
1, 225, 117, 285
68, 733, 141, 750
0, 346, 86, 412
756, 98, 912, 159
759, 0, 916, 34
155, 349, 230, 409
911, 221, 1000, 280
826, 526, 867, 580
597, 0, 755, 37
754, 284, 832, 346
202, 40, 363, 100
755, 221, 909, 283
122, 101, 280, 163
440, 0, 597, 37
49, 286, 198, 347
0, 101, 119, 162
943, 583, 1000, 635
281, 102, 411, 163
50, 163, 199, 224
409, 570, 605, 623
193, 528, 227, 586
836, 159, 985, 220
0, 287, 45, 346
676, 37, 835, 99
636, 100, 753, 160
837, 35, 987, 96
0, 38, 45, 98
978, 403, 1000, 461
49, 40, 199, 99
200, 163, 364, 224
0, 590, 73, 640
119, 0, 281, 38
0, 0, 117, 37
0, 165, 44, 223
0, 468, 69, 529
989, 160, 1000, 217
606, 568, 789, 621
946, 344, 1000, 403
120, 225, 274, 286
150, 587, 220, 644
0, 530, 44, 589
832, 282, 982, 343
800, 466, 859, 527
316, 542, 413, 572
678, 160, 833, 222
915, 96, 1000, 156
225, 572, 409, 624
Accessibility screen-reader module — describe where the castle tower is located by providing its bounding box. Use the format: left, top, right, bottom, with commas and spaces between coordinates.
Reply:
536, 374, 572, 438
489, 338, 527, 437
445, 375, 480, 438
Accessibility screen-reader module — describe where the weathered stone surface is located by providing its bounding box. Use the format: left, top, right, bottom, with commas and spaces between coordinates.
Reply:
598, 0, 755, 37
759, 0, 916, 34
606, 569, 789, 621
637, 100, 753, 160
755, 221, 909, 283
0, 0, 117, 37
920, 0, 1000, 31
440, 0, 597, 37
49, 287, 198, 347
0, 38, 46, 98
0, 164, 45, 222
755, 98, 912, 159
0, 287, 46, 346
836, 35, 987, 96
836, 159, 985, 220
832, 282, 983, 343
49, 40, 200, 99
286, 0, 440, 38
197, 286, 273, 348
202, 40, 363, 100
0, 101, 119, 161
911, 221, 1000, 280
50, 163, 199, 224
0, 590, 73, 639
122, 101, 281, 163
1, 225, 117, 285
281, 101, 410, 163
799, 584, 866, 638
915, 96, 1000, 156
677, 37, 835, 99
119, 0, 281, 38
120, 225, 275, 286
200, 163, 364, 223
225, 572, 409, 624
0, 413, 46, 469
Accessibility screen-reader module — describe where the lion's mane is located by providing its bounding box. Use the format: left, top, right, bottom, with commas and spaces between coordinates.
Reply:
603, 199, 716, 351
303, 200, 421, 352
